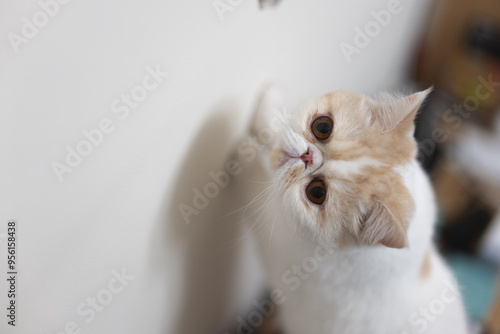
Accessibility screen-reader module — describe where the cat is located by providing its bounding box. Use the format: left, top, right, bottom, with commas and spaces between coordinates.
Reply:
234, 87, 468, 334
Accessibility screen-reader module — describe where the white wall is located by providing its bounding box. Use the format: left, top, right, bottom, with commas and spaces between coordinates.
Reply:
0, 0, 432, 333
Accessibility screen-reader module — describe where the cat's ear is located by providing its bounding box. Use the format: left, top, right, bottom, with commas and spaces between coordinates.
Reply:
360, 199, 410, 249
371, 88, 432, 134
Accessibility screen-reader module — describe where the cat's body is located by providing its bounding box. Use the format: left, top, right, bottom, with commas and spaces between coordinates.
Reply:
235, 88, 468, 334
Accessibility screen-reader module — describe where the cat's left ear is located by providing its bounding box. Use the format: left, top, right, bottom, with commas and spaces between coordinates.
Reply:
371, 87, 432, 135
360, 198, 411, 249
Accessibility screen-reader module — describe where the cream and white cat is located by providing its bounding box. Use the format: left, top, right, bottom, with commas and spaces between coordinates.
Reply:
235, 87, 468, 334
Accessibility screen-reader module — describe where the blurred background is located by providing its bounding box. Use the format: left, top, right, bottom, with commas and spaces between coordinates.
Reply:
1, 0, 499, 333
413, 1, 500, 333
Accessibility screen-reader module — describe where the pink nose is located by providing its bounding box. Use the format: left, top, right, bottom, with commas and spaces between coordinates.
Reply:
300, 150, 313, 166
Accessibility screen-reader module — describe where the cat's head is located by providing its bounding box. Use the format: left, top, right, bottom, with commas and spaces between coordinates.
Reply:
262, 89, 430, 249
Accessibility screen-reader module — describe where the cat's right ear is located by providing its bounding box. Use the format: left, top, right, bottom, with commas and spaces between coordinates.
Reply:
370, 88, 432, 135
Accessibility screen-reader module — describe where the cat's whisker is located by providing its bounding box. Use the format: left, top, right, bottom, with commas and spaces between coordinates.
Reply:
228, 185, 276, 226
244, 178, 275, 185
241, 185, 276, 217
225, 189, 279, 251
242, 187, 278, 221
246, 192, 280, 246
219, 184, 274, 220
268, 213, 277, 250
225, 215, 264, 251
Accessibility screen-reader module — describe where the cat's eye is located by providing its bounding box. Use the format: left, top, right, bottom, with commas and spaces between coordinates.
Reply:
306, 179, 327, 205
311, 116, 333, 141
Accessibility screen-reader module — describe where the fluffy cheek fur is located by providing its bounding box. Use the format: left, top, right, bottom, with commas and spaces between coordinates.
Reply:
281, 177, 368, 248
267, 89, 430, 249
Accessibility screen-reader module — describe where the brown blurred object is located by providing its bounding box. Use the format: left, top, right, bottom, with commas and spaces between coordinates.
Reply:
433, 163, 475, 225
254, 315, 282, 334
484, 277, 500, 334
417, 0, 500, 125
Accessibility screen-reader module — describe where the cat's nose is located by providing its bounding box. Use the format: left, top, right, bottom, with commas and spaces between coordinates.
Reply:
300, 150, 313, 166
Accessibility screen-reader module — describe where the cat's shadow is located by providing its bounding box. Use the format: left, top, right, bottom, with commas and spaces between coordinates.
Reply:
149, 100, 248, 334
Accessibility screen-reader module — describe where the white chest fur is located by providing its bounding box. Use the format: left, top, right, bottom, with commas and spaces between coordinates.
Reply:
245, 162, 467, 334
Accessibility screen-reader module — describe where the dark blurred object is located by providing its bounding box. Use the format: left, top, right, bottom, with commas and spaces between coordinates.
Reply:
259, 0, 282, 9
227, 291, 283, 334
439, 201, 493, 254
433, 163, 495, 254
467, 19, 500, 59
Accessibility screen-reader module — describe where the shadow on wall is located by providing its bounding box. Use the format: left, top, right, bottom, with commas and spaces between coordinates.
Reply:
149, 101, 249, 334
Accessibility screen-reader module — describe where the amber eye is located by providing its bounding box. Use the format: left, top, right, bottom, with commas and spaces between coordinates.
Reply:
311, 116, 333, 141
306, 179, 327, 205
